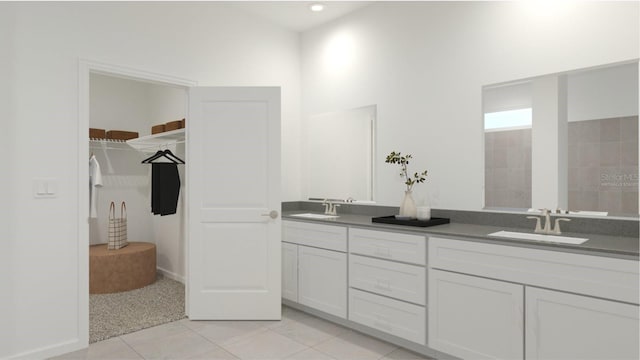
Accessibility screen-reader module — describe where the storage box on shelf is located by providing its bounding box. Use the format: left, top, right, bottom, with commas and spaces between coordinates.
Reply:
150, 118, 186, 135
89, 128, 106, 139
106, 130, 139, 140
165, 119, 183, 131
151, 124, 165, 134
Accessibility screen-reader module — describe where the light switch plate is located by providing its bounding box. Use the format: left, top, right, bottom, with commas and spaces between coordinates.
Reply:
33, 178, 58, 198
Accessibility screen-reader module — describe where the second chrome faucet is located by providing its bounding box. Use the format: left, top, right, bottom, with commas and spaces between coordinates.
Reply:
323, 199, 340, 215
527, 208, 571, 235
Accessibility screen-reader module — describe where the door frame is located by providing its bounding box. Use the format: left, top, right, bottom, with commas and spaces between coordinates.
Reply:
77, 59, 196, 346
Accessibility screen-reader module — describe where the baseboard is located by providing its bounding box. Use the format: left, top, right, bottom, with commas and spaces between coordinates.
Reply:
157, 267, 185, 284
5, 338, 86, 360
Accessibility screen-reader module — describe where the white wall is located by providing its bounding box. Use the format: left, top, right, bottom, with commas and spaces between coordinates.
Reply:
3, 3, 300, 358
0, 3, 16, 355
300, 1, 639, 210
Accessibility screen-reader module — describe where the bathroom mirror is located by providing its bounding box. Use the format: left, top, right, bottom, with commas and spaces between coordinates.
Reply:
483, 61, 639, 218
305, 105, 376, 202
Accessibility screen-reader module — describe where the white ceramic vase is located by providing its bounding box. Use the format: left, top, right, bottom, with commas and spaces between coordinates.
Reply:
399, 190, 417, 218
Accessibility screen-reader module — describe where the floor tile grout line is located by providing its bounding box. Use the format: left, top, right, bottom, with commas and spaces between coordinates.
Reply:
309, 328, 356, 350
379, 341, 401, 360
184, 322, 244, 359
309, 329, 401, 360
212, 327, 283, 358
264, 327, 319, 350
116, 335, 146, 359
306, 345, 338, 359
281, 342, 311, 359
268, 318, 345, 349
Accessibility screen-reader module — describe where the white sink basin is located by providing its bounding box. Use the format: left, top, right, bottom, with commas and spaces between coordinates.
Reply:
488, 230, 588, 245
290, 213, 339, 220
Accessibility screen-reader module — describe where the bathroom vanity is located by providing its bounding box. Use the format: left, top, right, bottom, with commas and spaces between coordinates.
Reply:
281, 205, 639, 360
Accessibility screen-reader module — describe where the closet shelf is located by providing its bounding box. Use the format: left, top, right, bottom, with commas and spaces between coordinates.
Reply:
126, 128, 185, 152
90, 138, 131, 150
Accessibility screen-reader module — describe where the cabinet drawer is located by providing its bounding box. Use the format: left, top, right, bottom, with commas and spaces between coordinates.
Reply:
349, 254, 425, 305
349, 288, 426, 345
283, 220, 347, 252
349, 228, 426, 265
429, 237, 640, 304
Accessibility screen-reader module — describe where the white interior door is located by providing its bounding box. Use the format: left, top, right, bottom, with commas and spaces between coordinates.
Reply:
187, 87, 281, 320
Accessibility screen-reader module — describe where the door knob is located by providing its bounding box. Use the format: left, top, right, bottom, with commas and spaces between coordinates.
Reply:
261, 210, 279, 219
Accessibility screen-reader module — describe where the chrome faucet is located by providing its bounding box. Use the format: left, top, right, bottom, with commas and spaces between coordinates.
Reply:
550, 218, 571, 235
527, 208, 571, 235
323, 199, 340, 215
541, 208, 551, 233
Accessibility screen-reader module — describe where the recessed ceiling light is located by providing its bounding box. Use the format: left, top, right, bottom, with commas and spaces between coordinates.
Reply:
310, 3, 324, 12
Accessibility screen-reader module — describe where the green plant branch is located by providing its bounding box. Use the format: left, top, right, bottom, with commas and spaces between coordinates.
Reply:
385, 151, 428, 191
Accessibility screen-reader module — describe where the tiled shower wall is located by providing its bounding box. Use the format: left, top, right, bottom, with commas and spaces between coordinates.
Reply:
568, 116, 639, 216
484, 128, 532, 209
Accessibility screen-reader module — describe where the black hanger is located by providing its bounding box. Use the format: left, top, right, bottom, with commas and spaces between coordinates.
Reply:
163, 149, 185, 164
141, 149, 185, 164
141, 150, 164, 163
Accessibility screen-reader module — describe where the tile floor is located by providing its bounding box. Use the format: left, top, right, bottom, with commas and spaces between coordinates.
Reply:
53, 306, 434, 360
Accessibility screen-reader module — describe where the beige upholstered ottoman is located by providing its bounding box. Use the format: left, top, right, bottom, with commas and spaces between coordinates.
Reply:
90, 242, 156, 294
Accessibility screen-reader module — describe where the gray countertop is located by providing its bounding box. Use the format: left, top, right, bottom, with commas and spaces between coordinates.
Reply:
283, 211, 639, 260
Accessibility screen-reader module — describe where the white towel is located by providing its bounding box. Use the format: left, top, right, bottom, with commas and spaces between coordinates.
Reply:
89, 154, 103, 218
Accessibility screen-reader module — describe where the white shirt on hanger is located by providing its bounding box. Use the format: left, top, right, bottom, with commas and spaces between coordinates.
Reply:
89, 154, 103, 218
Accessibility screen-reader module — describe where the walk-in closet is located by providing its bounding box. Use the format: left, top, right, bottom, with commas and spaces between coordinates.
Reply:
88, 73, 187, 343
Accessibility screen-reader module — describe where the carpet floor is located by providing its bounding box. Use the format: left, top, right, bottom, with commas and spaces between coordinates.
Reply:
90, 274, 186, 343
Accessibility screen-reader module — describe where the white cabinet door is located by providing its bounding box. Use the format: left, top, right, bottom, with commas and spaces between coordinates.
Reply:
429, 269, 524, 360
187, 87, 281, 320
526, 287, 639, 360
282, 242, 298, 302
298, 246, 347, 318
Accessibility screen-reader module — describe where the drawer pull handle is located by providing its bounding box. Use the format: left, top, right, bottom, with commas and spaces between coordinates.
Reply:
374, 279, 391, 291
374, 246, 391, 258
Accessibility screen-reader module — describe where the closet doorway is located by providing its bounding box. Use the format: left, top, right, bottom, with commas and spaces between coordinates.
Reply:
78, 61, 283, 346
80, 61, 195, 343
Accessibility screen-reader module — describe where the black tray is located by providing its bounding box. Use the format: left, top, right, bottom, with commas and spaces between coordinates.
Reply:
371, 215, 450, 227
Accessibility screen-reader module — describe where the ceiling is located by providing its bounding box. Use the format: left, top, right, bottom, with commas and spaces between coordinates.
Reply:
228, 1, 372, 32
